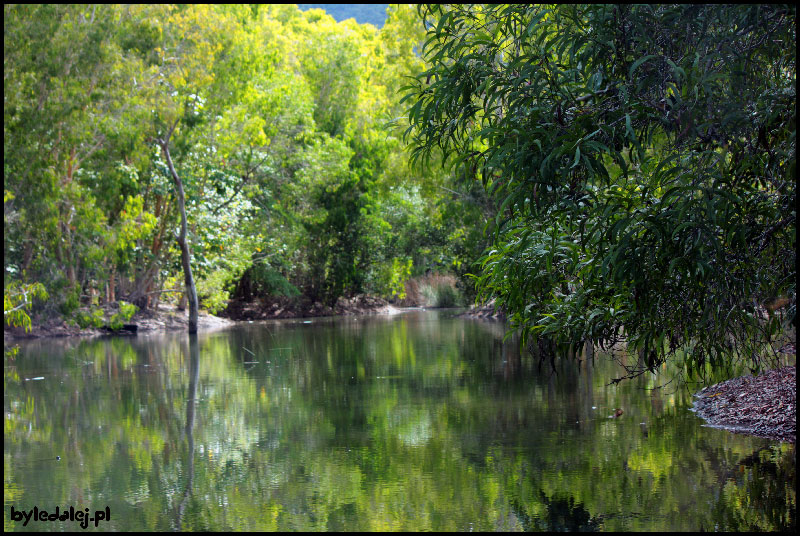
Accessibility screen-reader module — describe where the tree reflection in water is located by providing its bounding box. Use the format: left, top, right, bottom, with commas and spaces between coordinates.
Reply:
3, 311, 795, 531
175, 335, 199, 530
511, 493, 602, 532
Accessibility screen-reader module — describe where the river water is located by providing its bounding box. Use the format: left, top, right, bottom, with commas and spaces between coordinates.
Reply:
4, 310, 795, 531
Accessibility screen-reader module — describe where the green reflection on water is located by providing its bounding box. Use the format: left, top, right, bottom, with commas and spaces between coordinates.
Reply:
4, 311, 796, 531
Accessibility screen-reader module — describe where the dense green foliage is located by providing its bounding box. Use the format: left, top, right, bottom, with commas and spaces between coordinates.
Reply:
7, 4, 794, 383
4, 4, 487, 323
403, 4, 796, 378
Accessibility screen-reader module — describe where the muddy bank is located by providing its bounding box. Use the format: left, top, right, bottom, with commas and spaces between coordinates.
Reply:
692, 366, 796, 443
220, 295, 396, 320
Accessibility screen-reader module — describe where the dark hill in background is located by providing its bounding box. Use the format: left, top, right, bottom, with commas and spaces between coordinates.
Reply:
297, 4, 389, 27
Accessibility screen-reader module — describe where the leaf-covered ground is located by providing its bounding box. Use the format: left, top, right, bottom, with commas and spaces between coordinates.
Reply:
693, 365, 796, 443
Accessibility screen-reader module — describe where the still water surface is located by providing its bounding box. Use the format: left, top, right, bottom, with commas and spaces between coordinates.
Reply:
4, 310, 796, 531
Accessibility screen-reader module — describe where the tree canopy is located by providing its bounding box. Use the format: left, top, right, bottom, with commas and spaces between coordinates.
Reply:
5, 4, 795, 381
403, 4, 796, 378
4, 4, 487, 329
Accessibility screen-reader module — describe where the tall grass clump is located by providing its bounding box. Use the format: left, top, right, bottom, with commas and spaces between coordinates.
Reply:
402, 273, 463, 308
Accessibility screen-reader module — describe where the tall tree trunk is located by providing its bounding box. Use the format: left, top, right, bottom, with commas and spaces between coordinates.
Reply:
158, 130, 198, 334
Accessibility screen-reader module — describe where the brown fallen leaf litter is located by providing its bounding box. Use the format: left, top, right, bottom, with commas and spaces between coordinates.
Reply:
692, 365, 796, 443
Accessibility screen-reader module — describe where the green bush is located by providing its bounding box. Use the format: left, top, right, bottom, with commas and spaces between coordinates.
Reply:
371, 257, 413, 301
59, 285, 81, 317
432, 283, 461, 308
4, 281, 48, 332
75, 308, 105, 329
236, 264, 300, 300
109, 301, 138, 330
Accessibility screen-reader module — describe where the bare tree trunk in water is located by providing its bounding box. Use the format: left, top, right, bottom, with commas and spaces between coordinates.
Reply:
158, 123, 198, 334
